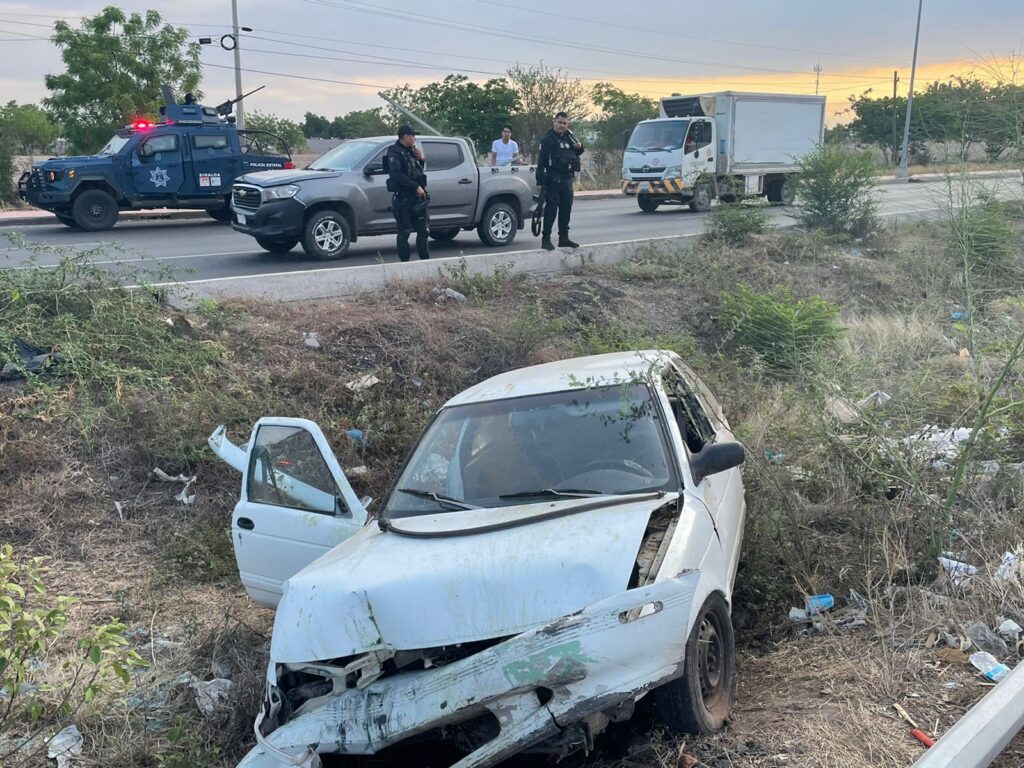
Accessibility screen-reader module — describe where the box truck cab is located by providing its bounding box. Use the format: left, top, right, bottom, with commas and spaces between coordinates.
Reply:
621, 92, 825, 213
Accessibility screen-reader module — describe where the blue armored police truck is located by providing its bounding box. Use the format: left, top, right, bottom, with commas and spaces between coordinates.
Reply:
18, 87, 293, 231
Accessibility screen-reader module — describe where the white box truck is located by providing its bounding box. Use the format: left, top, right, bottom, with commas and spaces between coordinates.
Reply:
621, 91, 825, 213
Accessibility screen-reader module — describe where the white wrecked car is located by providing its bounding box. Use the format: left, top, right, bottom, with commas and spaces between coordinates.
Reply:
209, 350, 747, 768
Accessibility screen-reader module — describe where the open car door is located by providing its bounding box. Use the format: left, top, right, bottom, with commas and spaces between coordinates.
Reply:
208, 417, 366, 608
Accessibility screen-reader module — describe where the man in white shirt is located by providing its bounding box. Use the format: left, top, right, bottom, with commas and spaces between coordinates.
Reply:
489, 126, 519, 166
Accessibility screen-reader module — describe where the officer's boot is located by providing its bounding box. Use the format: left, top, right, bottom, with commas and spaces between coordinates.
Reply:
558, 236, 579, 248
541, 236, 555, 251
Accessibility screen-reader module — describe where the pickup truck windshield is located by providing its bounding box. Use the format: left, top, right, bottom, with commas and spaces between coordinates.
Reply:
98, 134, 130, 156
627, 120, 689, 153
384, 384, 675, 516
308, 140, 380, 171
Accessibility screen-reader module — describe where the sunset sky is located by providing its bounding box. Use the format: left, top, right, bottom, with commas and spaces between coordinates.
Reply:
0, 0, 1021, 125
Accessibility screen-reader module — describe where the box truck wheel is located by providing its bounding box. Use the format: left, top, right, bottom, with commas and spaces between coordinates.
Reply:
778, 178, 795, 205
637, 194, 660, 213
689, 184, 712, 213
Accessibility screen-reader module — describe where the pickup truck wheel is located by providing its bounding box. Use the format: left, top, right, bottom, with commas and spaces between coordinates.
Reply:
255, 236, 298, 254
302, 210, 351, 260
477, 201, 517, 247
429, 228, 460, 242
71, 189, 119, 231
653, 592, 734, 735
206, 206, 232, 222
688, 184, 712, 213
637, 194, 660, 213
55, 213, 78, 228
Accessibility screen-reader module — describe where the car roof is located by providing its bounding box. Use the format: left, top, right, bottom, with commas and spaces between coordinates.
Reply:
443, 350, 676, 408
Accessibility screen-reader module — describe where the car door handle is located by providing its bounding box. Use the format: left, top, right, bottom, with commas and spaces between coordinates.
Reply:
458, 178, 473, 184
237, 517, 255, 530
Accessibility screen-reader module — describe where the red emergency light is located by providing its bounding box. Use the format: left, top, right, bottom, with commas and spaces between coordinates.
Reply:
132, 119, 155, 130
283, 160, 295, 169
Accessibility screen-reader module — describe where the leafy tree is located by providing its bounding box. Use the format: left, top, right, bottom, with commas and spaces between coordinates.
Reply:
0, 102, 60, 156
44, 6, 201, 154
245, 111, 307, 153
589, 83, 657, 155
302, 112, 331, 139
332, 108, 391, 138
505, 64, 591, 161
846, 90, 905, 164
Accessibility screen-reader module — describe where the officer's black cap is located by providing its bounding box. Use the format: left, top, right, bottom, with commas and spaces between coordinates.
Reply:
398, 124, 417, 138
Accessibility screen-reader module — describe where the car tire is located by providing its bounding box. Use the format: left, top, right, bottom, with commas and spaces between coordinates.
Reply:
55, 213, 78, 228
637, 194, 660, 213
778, 178, 795, 206
302, 210, 352, 260
653, 592, 734, 735
688, 184, 712, 213
429, 228, 460, 242
477, 201, 517, 247
206, 206, 232, 222
255, 236, 298, 254
71, 189, 119, 231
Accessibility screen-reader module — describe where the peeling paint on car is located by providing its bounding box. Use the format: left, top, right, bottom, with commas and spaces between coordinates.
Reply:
503, 641, 597, 686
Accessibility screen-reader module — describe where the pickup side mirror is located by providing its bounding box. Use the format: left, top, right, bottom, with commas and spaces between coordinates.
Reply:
693, 149, 700, 159
364, 162, 385, 176
689, 442, 745, 485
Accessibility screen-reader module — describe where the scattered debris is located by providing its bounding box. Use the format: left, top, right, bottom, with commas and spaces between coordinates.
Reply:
678, 753, 699, 768
825, 394, 859, 424
191, 677, 233, 716
997, 619, 1022, 643
936, 647, 970, 665
856, 390, 892, 410
303, 331, 321, 349
440, 287, 467, 302
893, 702, 919, 729
950, 310, 971, 322
763, 449, 786, 465
788, 607, 808, 622
164, 314, 193, 337
996, 550, 1021, 581
938, 556, 977, 587
152, 468, 196, 505
903, 426, 973, 462
410, 376, 424, 389
348, 465, 369, 476
211, 659, 234, 680
965, 621, 1010, 658
1, 338, 63, 381
346, 373, 381, 391
911, 729, 936, 748
114, 501, 125, 522
806, 594, 834, 614
969, 651, 1011, 683
345, 428, 369, 448
46, 725, 83, 768
138, 636, 185, 660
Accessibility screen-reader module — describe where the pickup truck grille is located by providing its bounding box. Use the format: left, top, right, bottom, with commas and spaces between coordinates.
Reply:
629, 167, 666, 176
232, 184, 261, 214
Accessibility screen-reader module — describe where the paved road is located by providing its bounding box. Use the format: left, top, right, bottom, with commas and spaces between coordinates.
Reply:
0, 181, 977, 284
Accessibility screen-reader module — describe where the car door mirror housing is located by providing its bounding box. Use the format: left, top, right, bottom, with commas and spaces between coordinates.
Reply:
364, 163, 384, 176
138, 143, 153, 159
690, 442, 745, 485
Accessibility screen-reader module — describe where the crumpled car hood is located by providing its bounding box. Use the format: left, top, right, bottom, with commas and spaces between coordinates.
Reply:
270, 495, 676, 663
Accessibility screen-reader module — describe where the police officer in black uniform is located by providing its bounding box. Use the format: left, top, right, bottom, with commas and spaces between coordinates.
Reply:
386, 125, 429, 262
536, 111, 584, 251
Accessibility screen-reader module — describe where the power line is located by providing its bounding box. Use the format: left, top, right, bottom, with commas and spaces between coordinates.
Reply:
200, 59, 393, 90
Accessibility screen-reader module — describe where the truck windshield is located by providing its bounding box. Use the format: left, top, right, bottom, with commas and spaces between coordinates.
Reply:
308, 140, 380, 171
98, 134, 130, 156
627, 120, 689, 152
383, 384, 676, 517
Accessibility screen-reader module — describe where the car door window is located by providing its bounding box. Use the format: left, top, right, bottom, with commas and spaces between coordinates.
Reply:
143, 134, 179, 154
247, 425, 344, 515
421, 142, 463, 171
365, 148, 387, 174
663, 368, 715, 454
193, 133, 230, 151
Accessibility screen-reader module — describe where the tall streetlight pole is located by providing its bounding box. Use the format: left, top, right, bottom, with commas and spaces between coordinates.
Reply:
813, 64, 823, 96
896, 0, 923, 180
231, 0, 245, 129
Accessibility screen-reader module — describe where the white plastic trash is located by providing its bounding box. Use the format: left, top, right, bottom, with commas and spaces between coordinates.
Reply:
969, 651, 1011, 683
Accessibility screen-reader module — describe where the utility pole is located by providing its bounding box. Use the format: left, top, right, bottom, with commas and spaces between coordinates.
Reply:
896, 0, 923, 180
377, 92, 444, 135
813, 63, 823, 96
891, 70, 900, 166
231, 0, 244, 129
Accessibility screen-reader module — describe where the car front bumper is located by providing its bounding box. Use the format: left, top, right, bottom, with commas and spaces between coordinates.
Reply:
620, 178, 687, 197
231, 198, 305, 239
237, 572, 701, 768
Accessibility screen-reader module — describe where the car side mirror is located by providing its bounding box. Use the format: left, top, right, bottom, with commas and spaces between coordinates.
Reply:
138, 144, 153, 159
689, 442, 745, 485
364, 163, 384, 176
693, 149, 700, 158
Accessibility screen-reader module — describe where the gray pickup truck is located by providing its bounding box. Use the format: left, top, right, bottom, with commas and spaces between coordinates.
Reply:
230, 135, 536, 259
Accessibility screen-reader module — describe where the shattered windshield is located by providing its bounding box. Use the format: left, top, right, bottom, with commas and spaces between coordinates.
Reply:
98, 134, 130, 156
384, 384, 676, 516
627, 120, 688, 152
308, 139, 379, 171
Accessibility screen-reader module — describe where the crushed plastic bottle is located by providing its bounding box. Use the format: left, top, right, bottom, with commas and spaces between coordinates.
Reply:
969, 651, 1011, 683
806, 594, 834, 614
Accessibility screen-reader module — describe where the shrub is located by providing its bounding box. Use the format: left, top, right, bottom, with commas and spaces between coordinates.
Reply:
947, 197, 1020, 285
720, 284, 843, 371
706, 203, 772, 244
793, 145, 879, 237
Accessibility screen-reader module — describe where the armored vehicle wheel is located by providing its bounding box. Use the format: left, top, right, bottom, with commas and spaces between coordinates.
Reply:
55, 213, 78, 228
302, 210, 351, 260
255, 236, 298, 254
207, 206, 232, 222
71, 189, 119, 231
653, 592, 734, 735
688, 184, 712, 213
477, 201, 517, 247
637, 194, 660, 213
429, 228, 459, 242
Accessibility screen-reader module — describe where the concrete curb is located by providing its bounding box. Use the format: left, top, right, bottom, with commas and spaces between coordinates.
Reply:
0, 209, 211, 228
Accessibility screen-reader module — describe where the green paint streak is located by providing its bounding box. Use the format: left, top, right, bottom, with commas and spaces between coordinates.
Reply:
503, 641, 597, 685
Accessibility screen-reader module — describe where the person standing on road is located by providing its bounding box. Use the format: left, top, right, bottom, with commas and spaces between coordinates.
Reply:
536, 112, 584, 251
490, 126, 519, 166
386, 125, 430, 262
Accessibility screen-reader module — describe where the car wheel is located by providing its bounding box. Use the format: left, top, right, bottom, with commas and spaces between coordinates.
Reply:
429, 228, 460, 242
302, 210, 351, 260
637, 194, 660, 213
206, 206, 232, 222
71, 189, 119, 231
255, 236, 298, 254
653, 592, 734, 735
477, 201, 517, 247
688, 184, 712, 213
55, 213, 78, 228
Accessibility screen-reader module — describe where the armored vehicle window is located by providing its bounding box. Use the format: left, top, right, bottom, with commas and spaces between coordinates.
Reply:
421, 142, 464, 172
143, 134, 179, 154
194, 134, 229, 150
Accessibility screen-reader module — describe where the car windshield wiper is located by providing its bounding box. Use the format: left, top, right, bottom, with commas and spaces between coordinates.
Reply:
499, 488, 604, 500
395, 487, 480, 510
626, 146, 646, 155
